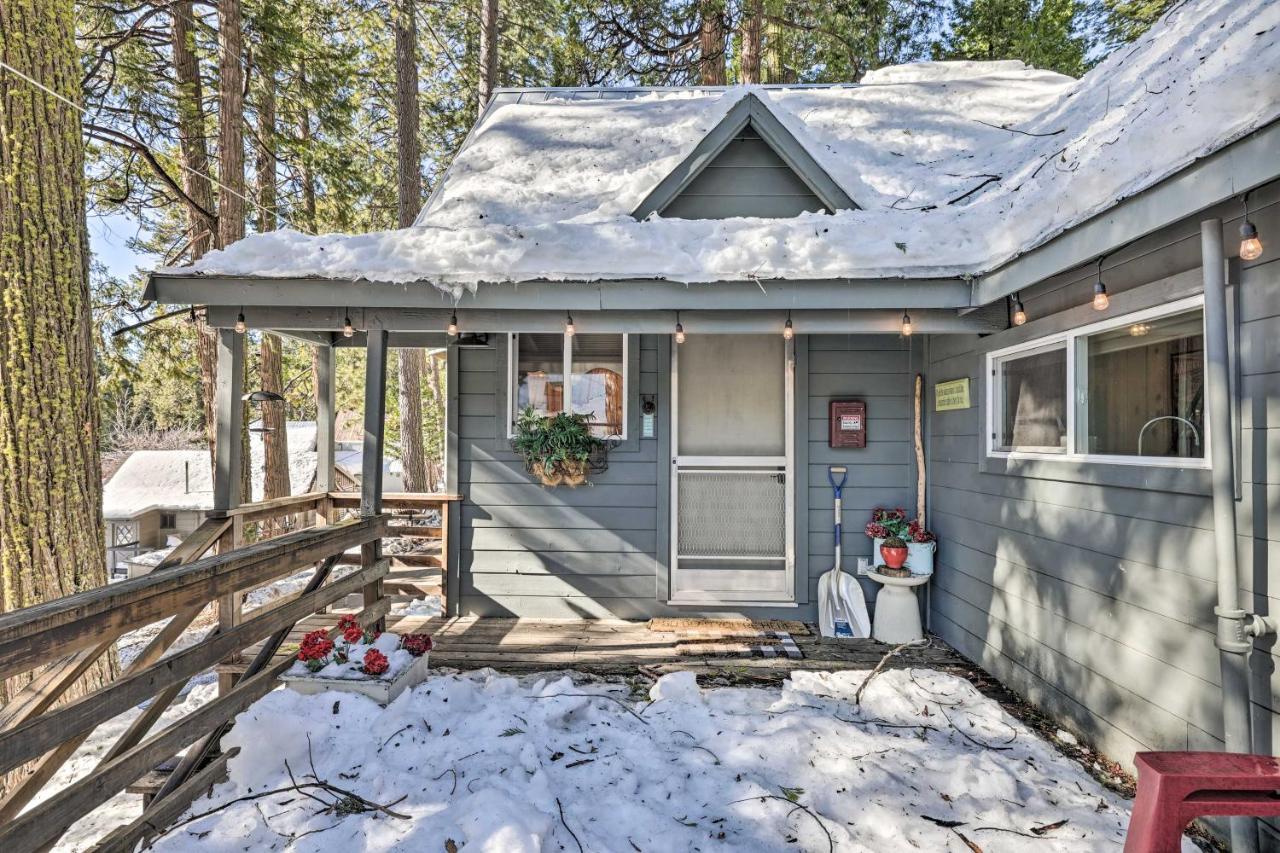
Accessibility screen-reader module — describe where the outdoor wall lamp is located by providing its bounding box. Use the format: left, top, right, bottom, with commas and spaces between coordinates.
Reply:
1240, 193, 1263, 261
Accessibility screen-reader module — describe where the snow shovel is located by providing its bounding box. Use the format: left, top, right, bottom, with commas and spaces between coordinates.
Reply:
817, 466, 871, 638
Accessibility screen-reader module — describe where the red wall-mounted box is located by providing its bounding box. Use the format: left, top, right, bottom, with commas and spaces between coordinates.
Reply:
829, 400, 867, 448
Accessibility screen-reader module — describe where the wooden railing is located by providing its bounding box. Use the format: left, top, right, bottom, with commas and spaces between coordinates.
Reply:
0, 514, 388, 852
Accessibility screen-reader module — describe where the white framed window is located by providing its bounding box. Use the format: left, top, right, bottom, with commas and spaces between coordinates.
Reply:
508, 333, 628, 439
986, 295, 1208, 468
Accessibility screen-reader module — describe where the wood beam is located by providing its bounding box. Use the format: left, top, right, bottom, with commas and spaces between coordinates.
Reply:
205, 307, 1004, 335
315, 344, 336, 493
212, 328, 244, 513
361, 328, 389, 516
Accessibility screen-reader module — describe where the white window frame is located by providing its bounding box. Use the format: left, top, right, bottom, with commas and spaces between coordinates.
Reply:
507, 332, 629, 440
985, 295, 1209, 469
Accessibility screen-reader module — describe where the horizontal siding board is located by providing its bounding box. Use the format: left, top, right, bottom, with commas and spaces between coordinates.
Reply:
461, 459, 657, 486
465, 484, 658, 507
931, 586, 1193, 753
465, 573, 667, 599
465, 526, 656, 554
465, 550, 659, 576
462, 505, 656, 530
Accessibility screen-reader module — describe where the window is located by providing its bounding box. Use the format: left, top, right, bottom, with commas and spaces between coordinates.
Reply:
987, 296, 1207, 467
159, 512, 178, 529
510, 333, 627, 438
993, 343, 1068, 453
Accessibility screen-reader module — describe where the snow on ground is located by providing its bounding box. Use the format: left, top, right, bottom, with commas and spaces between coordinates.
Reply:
169, 0, 1280, 289
147, 668, 1190, 852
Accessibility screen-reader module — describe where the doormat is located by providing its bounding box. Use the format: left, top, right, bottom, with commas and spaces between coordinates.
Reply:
675, 631, 803, 660
648, 618, 811, 636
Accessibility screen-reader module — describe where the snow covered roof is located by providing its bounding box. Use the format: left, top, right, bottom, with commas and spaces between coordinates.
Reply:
168, 0, 1280, 290
101, 421, 394, 518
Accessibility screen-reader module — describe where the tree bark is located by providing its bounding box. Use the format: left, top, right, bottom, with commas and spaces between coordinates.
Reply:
217, 0, 245, 250
395, 0, 422, 229
0, 0, 114, 706
698, 0, 726, 85
740, 0, 762, 84
217, 0, 251, 503
259, 335, 291, 500
425, 351, 446, 491
478, 0, 498, 118
255, 60, 290, 507
393, 0, 429, 493
398, 350, 429, 491
171, 1, 220, 465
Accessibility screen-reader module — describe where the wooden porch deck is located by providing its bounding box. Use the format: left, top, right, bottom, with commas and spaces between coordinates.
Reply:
222, 613, 976, 680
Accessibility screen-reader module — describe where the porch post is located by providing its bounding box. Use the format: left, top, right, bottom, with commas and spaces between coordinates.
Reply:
212, 328, 244, 514
361, 327, 389, 517
361, 328, 389, 630
315, 344, 337, 493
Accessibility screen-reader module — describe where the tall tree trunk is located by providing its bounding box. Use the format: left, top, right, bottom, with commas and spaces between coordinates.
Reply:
255, 62, 290, 505
0, 0, 114, 705
425, 351, 445, 491
478, 0, 498, 118
172, 0, 220, 465
698, 1, 727, 85
217, 0, 251, 503
393, 0, 429, 493
740, 0, 762, 83
398, 350, 428, 491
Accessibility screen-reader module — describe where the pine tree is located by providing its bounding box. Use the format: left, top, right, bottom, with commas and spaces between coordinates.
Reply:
941, 0, 1088, 77
0, 0, 115, 701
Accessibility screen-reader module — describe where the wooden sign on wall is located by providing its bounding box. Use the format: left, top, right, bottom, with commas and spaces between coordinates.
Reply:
934, 378, 971, 411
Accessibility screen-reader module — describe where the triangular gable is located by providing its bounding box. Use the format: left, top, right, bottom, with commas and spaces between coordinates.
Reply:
632, 92, 856, 220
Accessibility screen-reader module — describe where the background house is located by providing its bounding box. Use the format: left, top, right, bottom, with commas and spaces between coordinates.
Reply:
102, 421, 401, 575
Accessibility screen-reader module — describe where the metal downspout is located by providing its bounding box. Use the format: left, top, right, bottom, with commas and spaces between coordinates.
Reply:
1201, 218, 1256, 853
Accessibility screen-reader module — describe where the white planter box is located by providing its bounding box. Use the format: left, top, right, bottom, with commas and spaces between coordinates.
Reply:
281, 652, 430, 706
871, 537, 935, 575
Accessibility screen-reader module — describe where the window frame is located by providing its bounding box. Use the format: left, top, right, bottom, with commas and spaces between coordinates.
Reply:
985, 295, 1209, 469
507, 332, 629, 440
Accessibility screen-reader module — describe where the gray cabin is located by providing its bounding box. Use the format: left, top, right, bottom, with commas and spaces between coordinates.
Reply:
146, 5, 1280, 839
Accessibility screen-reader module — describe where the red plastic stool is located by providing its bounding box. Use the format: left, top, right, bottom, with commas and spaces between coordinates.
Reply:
1125, 751, 1280, 852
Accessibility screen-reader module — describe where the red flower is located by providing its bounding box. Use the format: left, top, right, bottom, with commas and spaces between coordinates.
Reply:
343, 624, 365, 644
362, 648, 389, 675
865, 522, 889, 539
298, 629, 334, 662
337, 614, 360, 631
401, 634, 433, 657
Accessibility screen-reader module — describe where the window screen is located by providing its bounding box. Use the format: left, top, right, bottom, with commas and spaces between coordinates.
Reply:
1083, 309, 1204, 458
997, 345, 1067, 452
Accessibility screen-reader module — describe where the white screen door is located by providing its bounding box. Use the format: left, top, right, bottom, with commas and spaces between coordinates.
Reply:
669, 334, 795, 604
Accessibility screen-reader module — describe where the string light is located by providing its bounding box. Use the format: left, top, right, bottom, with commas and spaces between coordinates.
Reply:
783, 312, 794, 340
674, 311, 685, 344
342, 313, 355, 338
1240, 194, 1264, 261
234, 311, 246, 334
1011, 293, 1027, 326
565, 312, 575, 337
1092, 257, 1110, 311
900, 310, 913, 336
447, 311, 458, 336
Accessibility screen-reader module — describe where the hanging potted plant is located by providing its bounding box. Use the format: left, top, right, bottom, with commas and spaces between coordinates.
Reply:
512, 406, 605, 487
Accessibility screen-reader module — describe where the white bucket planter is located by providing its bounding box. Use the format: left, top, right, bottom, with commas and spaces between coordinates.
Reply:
871, 538, 936, 575
281, 652, 431, 706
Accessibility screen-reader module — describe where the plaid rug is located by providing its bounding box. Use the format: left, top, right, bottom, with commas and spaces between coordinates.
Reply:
674, 631, 803, 659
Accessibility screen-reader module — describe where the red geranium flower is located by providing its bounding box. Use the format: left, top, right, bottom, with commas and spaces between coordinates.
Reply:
401, 634, 433, 657
362, 648, 389, 675
298, 629, 334, 662
343, 624, 365, 644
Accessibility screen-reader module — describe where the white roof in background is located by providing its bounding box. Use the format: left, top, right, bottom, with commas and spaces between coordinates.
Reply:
102, 421, 399, 518
170, 0, 1279, 287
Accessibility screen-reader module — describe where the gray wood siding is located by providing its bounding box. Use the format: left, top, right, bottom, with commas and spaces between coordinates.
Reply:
804, 334, 922, 608
457, 334, 663, 618
660, 125, 831, 220
456, 332, 922, 619
924, 196, 1280, 775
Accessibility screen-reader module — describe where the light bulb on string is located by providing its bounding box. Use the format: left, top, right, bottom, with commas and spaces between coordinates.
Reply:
1011, 294, 1027, 327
